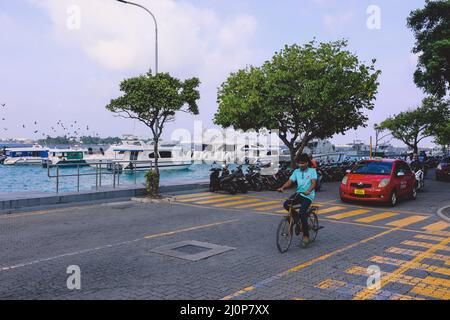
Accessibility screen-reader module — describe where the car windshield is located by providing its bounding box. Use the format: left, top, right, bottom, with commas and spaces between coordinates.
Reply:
352, 162, 393, 175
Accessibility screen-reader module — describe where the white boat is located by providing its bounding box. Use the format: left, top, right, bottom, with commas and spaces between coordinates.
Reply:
42, 147, 90, 167
303, 140, 335, 155
106, 141, 193, 171
3, 144, 49, 165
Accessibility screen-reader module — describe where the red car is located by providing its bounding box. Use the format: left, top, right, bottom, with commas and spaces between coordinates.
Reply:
436, 157, 450, 181
340, 159, 417, 207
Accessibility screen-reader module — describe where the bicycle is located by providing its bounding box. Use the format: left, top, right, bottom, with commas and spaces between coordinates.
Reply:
276, 198, 321, 253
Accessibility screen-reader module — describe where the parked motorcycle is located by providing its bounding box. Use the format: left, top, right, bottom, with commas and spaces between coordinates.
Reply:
209, 164, 238, 194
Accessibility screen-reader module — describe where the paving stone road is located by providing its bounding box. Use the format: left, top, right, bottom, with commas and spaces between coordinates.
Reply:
0, 171, 449, 300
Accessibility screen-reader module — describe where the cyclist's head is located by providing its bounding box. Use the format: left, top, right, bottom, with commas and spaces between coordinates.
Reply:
295, 153, 309, 170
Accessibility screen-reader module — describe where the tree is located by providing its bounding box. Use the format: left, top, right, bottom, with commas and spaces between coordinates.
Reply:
407, 0, 450, 97
214, 40, 381, 166
106, 71, 200, 179
378, 97, 449, 154
373, 123, 392, 154
430, 106, 450, 154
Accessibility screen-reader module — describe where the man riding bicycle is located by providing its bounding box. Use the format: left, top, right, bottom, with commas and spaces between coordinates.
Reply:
278, 153, 317, 245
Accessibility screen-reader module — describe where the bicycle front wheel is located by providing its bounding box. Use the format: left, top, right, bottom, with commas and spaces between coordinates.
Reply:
308, 212, 319, 241
276, 217, 293, 253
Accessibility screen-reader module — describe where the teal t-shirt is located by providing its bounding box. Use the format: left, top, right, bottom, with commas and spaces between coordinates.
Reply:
290, 168, 317, 201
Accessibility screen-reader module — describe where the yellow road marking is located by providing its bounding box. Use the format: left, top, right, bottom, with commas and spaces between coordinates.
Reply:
426, 230, 450, 237
275, 204, 324, 213
356, 212, 399, 223
327, 209, 370, 220
213, 199, 260, 207
390, 294, 424, 300
402, 240, 450, 252
370, 256, 450, 276
411, 284, 450, 300
386, 215, 429, 228
175, 192, 214, 199
177, 195, 230, 202
195, 197, 245, 205
222, 227, 399, 300
315, 277, 424, 300
234, 200, 279, 209
316, 279, 346, 290
353, 234, 450, 300
423, 221, 450, 232
347, 266, 450, 288
317, 206, 346, 214
415, 234, 447, 242
386, 247, 450, 263
255, 204, 283, 211
144, 219, 239, 239
348, 266, 450, 299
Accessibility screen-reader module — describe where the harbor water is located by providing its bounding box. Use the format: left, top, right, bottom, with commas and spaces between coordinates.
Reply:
0, 163, 218, 193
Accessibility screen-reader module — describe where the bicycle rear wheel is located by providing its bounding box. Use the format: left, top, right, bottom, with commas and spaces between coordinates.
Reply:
276, 217, 293, 253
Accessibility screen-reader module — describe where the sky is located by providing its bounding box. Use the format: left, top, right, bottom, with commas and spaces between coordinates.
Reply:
0, 0, 433, 147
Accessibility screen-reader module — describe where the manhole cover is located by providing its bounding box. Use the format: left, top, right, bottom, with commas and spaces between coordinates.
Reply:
150, 240, 235, 261
173, 245, 211, 255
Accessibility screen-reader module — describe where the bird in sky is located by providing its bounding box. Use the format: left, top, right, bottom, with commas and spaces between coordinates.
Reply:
1, 103, 6, 107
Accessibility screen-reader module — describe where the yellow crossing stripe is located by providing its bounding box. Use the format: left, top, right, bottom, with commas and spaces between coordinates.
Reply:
423, 221, 450, 232
175, 192, 214, 199
234, 200, 279, 209
369, 256, 450, 276
177, 194, 230, 202
327, 209, 370, 220
402, 240, 450, 252
318, 206, 346, 215
195, 197, 245, 205
255, 204, 283, 211
386, 215, 429, 228
213, 199, 261, 207
347, 266, 450, 299
355, 212, 399, 223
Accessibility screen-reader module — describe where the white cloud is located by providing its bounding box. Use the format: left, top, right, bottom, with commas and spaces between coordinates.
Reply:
31, 0, 260, 80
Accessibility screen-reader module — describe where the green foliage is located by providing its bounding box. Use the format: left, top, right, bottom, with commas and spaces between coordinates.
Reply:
145, 170, 160, 198
407, 0, 450, 97
38, 136, 122, 145
215, 39, 381, 165
379, 97, 449, 153
106, 70, 201, 178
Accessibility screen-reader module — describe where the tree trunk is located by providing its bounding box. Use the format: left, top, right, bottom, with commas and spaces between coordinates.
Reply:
153, 136, 160, 176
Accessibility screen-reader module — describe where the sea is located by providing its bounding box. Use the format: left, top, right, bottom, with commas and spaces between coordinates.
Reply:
0, 143, 219, 193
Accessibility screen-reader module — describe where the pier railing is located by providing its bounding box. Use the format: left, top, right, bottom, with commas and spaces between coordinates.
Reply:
46, 160, 153, 193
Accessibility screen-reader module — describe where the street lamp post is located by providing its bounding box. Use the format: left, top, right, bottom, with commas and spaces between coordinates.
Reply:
116, 0, 158, 75
116, 0, 161, 175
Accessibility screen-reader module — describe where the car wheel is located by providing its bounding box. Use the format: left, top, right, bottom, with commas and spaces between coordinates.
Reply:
389, 191, 397, 207
340, 197, 348, 203
409, 186, 417, 200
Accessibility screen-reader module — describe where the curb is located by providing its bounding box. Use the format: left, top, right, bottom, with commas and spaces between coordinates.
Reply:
0, 181, 209, 213
437, 205, 450, 223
